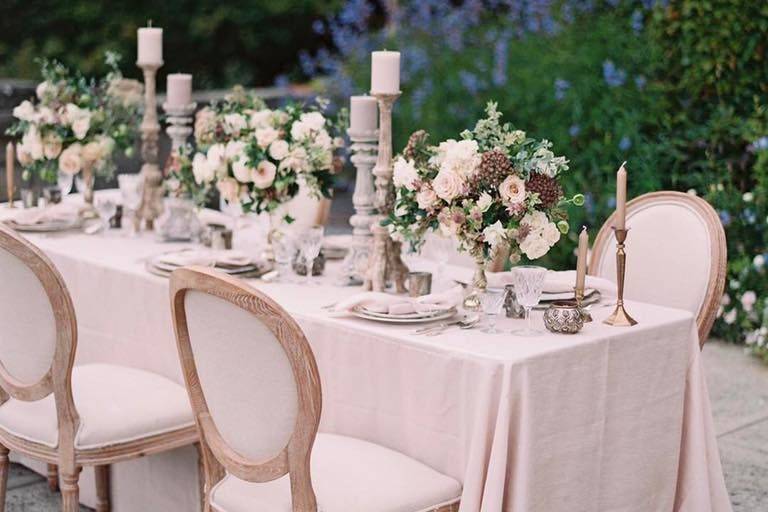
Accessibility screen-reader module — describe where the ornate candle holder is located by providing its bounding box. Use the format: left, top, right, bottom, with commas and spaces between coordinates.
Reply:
363, 92, 408, 293
136, 61, 164, 231
573, 286, 593, 323
163, 102, 196, 154
603, 227, 637, 326
339, 129, 378, 284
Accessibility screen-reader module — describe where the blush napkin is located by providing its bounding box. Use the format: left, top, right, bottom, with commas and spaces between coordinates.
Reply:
329, 286, 464, 317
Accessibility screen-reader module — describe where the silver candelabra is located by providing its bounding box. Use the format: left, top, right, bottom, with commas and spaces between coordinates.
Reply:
136, 61, 164, 231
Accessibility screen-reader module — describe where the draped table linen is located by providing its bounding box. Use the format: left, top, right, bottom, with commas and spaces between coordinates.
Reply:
0, 196, 731, 512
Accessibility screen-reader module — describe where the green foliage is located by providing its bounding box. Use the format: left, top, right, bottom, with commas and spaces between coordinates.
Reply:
0, 0, 340, 88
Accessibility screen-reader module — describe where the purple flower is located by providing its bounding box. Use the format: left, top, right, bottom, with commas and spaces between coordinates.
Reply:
492, 35, 509, 87
631, 10, 643, 33
634, 75, 647, 90
753, 136, 768, 151
459, 70, 482, 95
569, 124, 581, 137
603, 60, 627, 87
607, 196, 617, 209
719, 210, 732, 226
312, 20, 325, 35
618, 136, 632, 151
743, 209, 757, 225
554, 78, 570, 101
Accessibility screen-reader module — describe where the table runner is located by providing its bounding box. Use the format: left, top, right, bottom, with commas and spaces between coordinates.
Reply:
0, 197, 731, 511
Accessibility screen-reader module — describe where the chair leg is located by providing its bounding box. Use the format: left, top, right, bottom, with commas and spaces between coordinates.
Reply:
0, 444, 9, 511
60, 467, 81, 512
47, 464, 59, 492
95, 465, 110, 512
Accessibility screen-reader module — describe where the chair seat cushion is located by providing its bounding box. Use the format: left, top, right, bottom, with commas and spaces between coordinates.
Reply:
210, 433, 461, 512
0, 363, 194, 449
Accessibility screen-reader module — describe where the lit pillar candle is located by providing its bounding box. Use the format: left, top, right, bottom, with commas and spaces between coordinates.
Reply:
5, 142, 14, 206
137, 25, 163, 65
167, 73, 192, 108
349, 95, 378, 135
615, 161, 628, 230
370, 51, 401, 94
575, 226, 588, 291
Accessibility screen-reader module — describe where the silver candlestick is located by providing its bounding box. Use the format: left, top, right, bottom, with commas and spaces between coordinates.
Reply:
136, 61, 164, 231
339, 130, 378, 284
363, 92, 408, 293
163, 102, 196, 154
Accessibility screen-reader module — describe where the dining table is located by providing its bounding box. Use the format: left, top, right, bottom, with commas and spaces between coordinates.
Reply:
0, 191, 732, 512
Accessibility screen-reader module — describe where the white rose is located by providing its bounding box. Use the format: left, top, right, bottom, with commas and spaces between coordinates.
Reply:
723, 309, 737, 325
36, 81, 53, 100
436, 139, 481, 178
313, 129, 332, 150
432, 169, 464, 202
217, 177, 240, 204
206, 144, 227, 175
477, 192, 493, 212
416, 186, 438, 210
16, 144, 33, 166
72, 117, 90, 140
519, 233, 550, 260
290, 120, 311, 141
58, 144, 83, 175
255, 127, 279, 149
192, 153, 214, 184
249, 109, 273, 129
253, 160, 277, 189
270, 110, 289, 126
21, 126, 44, 161
741, 291, 757, 312
483, 221, 507, 249
82, 141, 103, 164
499, 175, 526, 205
300, 111, 326, 131
12, 100, 36, 122
223, 113, 247, 135
279, 146, 309, 172
754, 254, 765, 268
225, 140, 246, 161
521, 211, 549, 232
231, 159, 253, 183
38, 106, 57, 125
269, 140, 290, 160
392, 157, 419, 191
541, 221, 561, 246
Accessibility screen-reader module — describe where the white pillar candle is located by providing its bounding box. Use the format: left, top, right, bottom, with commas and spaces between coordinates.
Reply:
575, 226, 588, 291
370, 51, 401, 94
167, 73, 192, 108
349, 95, 378, 135
137, 26, 163, 65
615, 161, 628, 230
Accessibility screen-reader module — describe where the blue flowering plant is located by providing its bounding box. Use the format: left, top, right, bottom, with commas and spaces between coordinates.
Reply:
386, 102, 583, 266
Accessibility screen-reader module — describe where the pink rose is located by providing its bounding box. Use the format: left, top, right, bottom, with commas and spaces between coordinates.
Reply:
253, 160, 277, 189
416, 186, 438, 210
432, 169, 464, 203
217, 177, 240, 204
499, 175, 526, 205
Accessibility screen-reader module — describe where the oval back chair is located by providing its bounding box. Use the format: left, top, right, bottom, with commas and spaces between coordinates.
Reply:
170, 267, 462, 512
589, 191, 727, 345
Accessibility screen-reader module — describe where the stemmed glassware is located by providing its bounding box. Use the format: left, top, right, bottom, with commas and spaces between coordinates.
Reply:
480, 288, 507, 334
118, 174, 143, 236
95, 198, 117, 235
300, 225, 324, 285
510, 265, 547, 336
272, 232, 296, 283
57, 171, 74, 196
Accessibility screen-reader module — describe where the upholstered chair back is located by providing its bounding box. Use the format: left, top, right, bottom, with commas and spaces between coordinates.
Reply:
0, 225, 79, 435
170, 267, 322, 508
589, 191, 726, 344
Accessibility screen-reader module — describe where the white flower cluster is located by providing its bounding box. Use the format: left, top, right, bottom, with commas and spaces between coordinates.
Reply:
518, 211, 561, 259
524, 142, 569, 178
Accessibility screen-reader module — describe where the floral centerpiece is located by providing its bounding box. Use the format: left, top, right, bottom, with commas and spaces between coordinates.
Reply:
6, 53, 142, 203
188, 87, 346, 223
387, 102, 583, 283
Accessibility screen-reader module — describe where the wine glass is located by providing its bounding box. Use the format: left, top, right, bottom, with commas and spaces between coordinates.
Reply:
480, 288, 507, 334
272, 232, 296, 283
57, 171, 74, 196
118, 174, 143, 236
95, 198, 117, 235
300, 225, 324, 285
510, 266, 547, 336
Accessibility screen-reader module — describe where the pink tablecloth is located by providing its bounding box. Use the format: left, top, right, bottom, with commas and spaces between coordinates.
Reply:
1, 196, 731, 511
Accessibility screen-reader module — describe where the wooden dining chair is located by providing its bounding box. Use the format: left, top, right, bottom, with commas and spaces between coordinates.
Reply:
0, 225, 198, 512
589, 191, 727, 345
170, 266, 462, 512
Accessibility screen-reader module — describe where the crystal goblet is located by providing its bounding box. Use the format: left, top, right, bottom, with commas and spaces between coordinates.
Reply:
510, 265, 547, 336
480, 288, 507, 334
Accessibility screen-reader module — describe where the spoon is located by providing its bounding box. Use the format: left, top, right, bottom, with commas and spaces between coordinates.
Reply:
422, 315, 480, 336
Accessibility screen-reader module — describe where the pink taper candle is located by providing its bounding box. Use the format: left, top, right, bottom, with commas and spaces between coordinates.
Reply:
576, 226, 588, 291
615, 161, 628, 230
5, 142, 14, 207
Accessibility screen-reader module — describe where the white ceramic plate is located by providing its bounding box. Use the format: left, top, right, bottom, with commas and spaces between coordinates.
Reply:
351, 306, 457, 324
4, 218, 82, 233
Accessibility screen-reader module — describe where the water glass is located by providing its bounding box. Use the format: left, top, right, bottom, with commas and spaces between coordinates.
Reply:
430, 234, 454, 285
510, 265, 547, 336
118, 174, 143, 235
57, 171, 74, 196
95, 198, 117, 235
300, 226, 324, 285
272, 233, 296, 283
480, 289, 507, 334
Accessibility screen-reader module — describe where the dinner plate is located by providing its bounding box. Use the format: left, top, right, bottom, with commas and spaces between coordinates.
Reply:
351, 306, 457, 324
4, 218, 83, 233
358, 306, 451, 320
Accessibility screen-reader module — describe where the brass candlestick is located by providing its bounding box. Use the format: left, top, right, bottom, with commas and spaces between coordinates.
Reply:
603, 227, 637, 326
574, 286, 593, 323
363, 91, 408, 293
136, 61, 164, 231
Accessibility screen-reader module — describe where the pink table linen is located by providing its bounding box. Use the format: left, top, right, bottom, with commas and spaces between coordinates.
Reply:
0, 195, 732, 512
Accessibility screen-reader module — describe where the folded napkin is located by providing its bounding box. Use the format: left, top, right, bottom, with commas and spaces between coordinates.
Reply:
330, 286, 464, 317
10, 203, 80, 226
157, 249, 253, 269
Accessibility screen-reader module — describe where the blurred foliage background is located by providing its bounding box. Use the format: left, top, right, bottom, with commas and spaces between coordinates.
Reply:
1, 0, 767, 354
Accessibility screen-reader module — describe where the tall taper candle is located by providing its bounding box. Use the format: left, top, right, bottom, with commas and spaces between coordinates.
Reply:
166, 73, 192, 108
349, 95, 378, 136
6, 142, 14, 207
137, 25, 163, 65
371, 51, 401, 94
615, 161, 627, 230
576, 226, 588, 291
